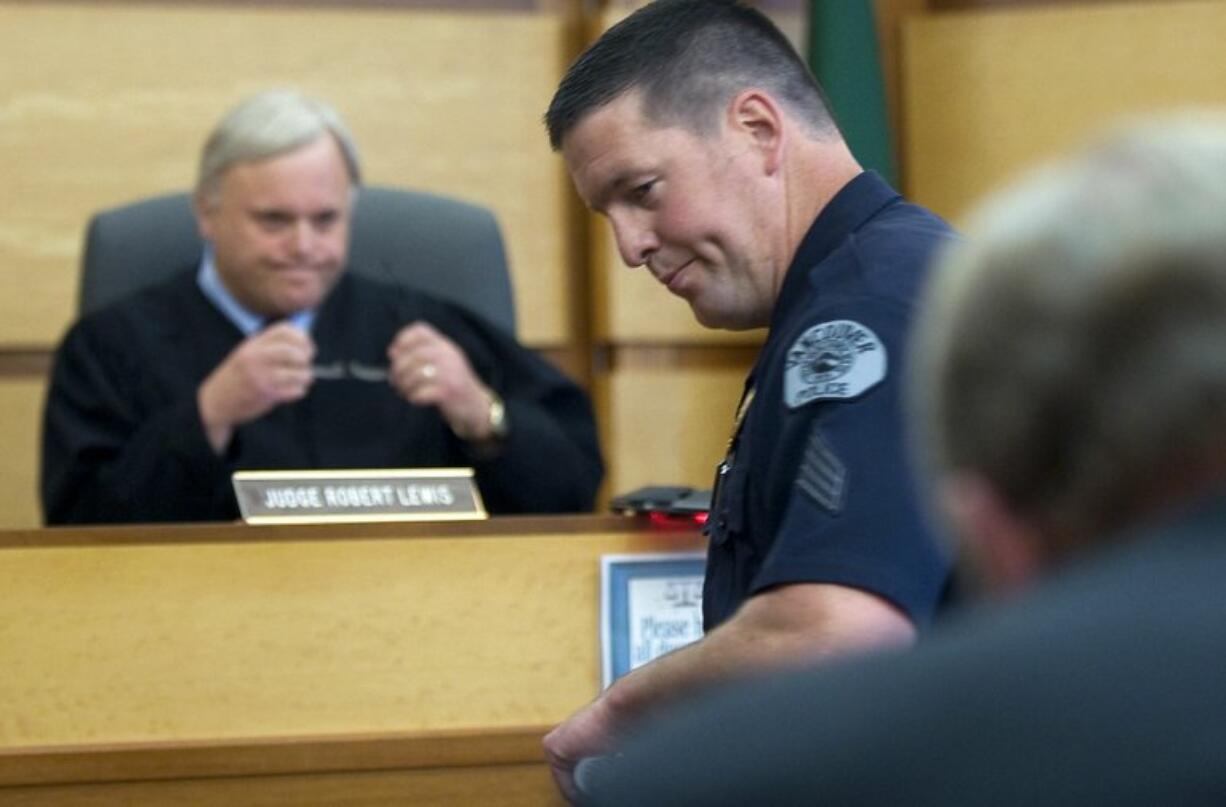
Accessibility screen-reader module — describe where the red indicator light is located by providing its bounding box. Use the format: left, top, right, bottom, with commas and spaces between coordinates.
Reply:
647, 511, 709, 527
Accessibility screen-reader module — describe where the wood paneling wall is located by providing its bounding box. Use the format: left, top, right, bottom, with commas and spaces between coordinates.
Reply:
0, 518, 702, 804
1, 522, 703, 744
0, 379, 45, 527
902, 0, 1226, 221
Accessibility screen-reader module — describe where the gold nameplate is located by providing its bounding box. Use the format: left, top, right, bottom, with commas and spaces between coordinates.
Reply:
232, 468, 487, 524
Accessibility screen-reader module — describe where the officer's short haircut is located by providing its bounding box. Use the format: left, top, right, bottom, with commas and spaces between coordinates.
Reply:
544, 0, 837, 150
914, 114, 1226, 552
197, 89, 362, 203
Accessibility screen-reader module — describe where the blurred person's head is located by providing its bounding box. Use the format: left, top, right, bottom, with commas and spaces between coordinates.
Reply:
914, 114, 1226, 592
194, 90, 362, 317
547, 0, 857, 331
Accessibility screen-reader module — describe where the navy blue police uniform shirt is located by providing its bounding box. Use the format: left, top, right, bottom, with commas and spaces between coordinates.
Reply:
703, 171, 956, 631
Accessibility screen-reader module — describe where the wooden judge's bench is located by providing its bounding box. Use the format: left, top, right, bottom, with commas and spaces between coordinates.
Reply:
0, 516, 705, 805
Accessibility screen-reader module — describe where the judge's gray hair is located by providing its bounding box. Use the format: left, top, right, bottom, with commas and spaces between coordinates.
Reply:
196, 89, 362, 201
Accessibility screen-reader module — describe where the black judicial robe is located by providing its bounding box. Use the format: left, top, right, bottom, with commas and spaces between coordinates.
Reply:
42, 269, 603, 524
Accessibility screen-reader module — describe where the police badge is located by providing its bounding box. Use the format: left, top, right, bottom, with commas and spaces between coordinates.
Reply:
784, 319, 886, 408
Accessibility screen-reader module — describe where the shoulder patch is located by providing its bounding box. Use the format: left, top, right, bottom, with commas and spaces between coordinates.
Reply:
784, 320, 887, 408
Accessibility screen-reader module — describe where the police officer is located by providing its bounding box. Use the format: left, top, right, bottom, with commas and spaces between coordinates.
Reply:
542, 1, 956, 800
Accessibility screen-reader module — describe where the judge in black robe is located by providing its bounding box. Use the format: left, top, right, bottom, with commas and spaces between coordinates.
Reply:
42, 268, 603, 524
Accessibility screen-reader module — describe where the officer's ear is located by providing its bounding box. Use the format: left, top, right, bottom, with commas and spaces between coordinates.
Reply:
940, 473, 1047, 598
725, 89, 784, 175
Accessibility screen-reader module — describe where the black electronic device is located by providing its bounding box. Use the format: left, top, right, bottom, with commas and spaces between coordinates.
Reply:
609, 485, 712, 519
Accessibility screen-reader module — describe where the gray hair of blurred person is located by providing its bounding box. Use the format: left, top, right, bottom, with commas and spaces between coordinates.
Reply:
544, 0, 838, 151
913, 114, 1226, 557
196, 89, 362, 202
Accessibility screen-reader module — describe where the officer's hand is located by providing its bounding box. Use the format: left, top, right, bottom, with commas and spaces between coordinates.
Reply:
387, 321, 496, 442
197, 323, 316, 453
543, 696, 619, 804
